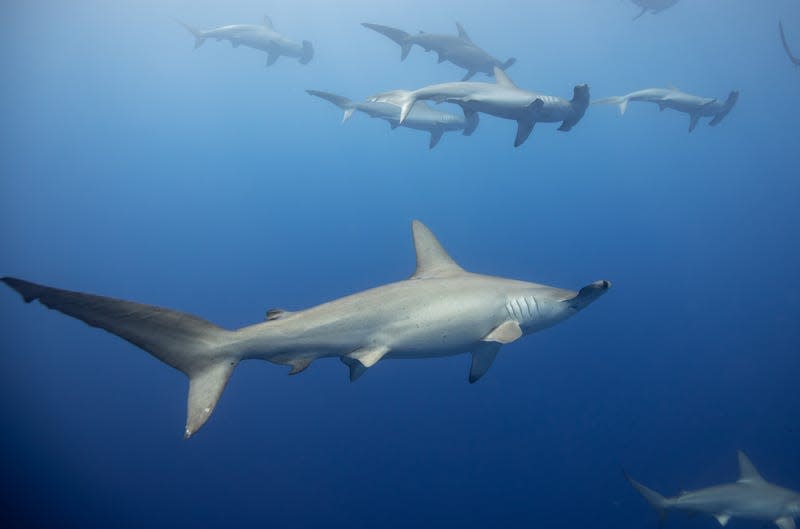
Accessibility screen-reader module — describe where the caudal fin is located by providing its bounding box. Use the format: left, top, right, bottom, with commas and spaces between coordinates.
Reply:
624, 471, 670, 525
500, 57, 516, 71
368, 90, 416, 124
2, 277, 239, 438
362, 22, 413, 60
592, 95, 629, 116
176, 19, 206, 49
300, 40, 314, 64
307, 90, 356, 122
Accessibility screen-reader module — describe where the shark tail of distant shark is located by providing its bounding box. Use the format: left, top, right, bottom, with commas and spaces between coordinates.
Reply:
592, 95, 629, 116
176, 19, 206, 49
306, 90, 357, 122
368, 89, 417, 125
500, 57, 516, 71
624, 471, 671, 527
1, 277, 241, 439
300, 41, 314, 64
558, 84, 591, 132
362, 22, 413, 61
708, 90, 739, 126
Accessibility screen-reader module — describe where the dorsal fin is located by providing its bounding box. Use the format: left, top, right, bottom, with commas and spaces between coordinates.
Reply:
411, 220, 465, 279
493, 66, 517, 88
263, 15, 274, 29
455, 22, 472, 42
737, 451, 765, 483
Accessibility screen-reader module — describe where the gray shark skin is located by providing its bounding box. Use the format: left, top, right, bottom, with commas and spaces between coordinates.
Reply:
626, 451, 800, 529
362, 22, 515, 81
306, 90, 479, 148
593, 87, 739, 132
178, 16, 313, 66
779, 22, 800, 66
370, 67, 589, 147
2, 221, 609, 438
630, 0, 680, 20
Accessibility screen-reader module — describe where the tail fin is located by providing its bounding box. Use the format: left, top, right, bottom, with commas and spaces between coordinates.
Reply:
2, 277, 238, 438
558, 84, 591, 131
362, 23, 412, 60
368, 90, 416, 124
176, 19, 206, 49
300, 40, 314, 64
500, 57, 516, 71
592, 96, 629, 116
708, 90, 739, 126
624, 471, 670, 526
307, 90, 356, 122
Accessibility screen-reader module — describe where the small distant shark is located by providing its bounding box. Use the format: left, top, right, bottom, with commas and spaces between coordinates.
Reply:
626, 451, 800, 529
630, 0, 680, 20
593, 87, 739, 132
178, 16, 313, 66
362, 21, 515, 81
2, 221, 610, 438
306, 90, 479, 148
370, 67, 589, 147
779, 22, 800, 66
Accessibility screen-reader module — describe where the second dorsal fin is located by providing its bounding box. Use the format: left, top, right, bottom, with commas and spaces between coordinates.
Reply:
410, 220, 465, 279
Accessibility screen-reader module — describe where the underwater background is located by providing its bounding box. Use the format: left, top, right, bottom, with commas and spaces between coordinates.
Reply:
1, 0, 799, 527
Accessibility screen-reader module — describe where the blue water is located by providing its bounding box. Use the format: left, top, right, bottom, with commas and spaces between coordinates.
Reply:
1, 1, 799, 528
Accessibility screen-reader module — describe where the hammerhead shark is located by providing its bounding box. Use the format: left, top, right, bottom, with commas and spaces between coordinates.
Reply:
2, 221, 610, 438
629, 0, 680, 20
593, 87, 739, 132
362, 21, 515, 80
369, 67, 589, 147
306, 90, 479, 148
178, 16, 313, 66
626, 451, 800, 529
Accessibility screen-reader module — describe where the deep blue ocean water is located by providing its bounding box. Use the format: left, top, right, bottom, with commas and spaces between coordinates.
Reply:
1, 1, 799, 528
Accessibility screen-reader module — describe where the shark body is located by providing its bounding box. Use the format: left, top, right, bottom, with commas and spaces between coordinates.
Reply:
627, 452, 800, 529
593, 87, 739, 132
178, 16, 313, 66
2, 221, 609, 438
370, 67, 589, 147
362, 22, 515, 80
306, 90, 479, 148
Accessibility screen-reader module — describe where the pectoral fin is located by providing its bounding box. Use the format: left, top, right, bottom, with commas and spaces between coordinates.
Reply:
429, 129, 444, 149
689, 113, 700, 133
267, 51, 279, 66
469, 342, 501, 383
776, 518, 796, 529
514, 119, 535, 147
715, 514, 731, 526
482, 320, 522, 344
